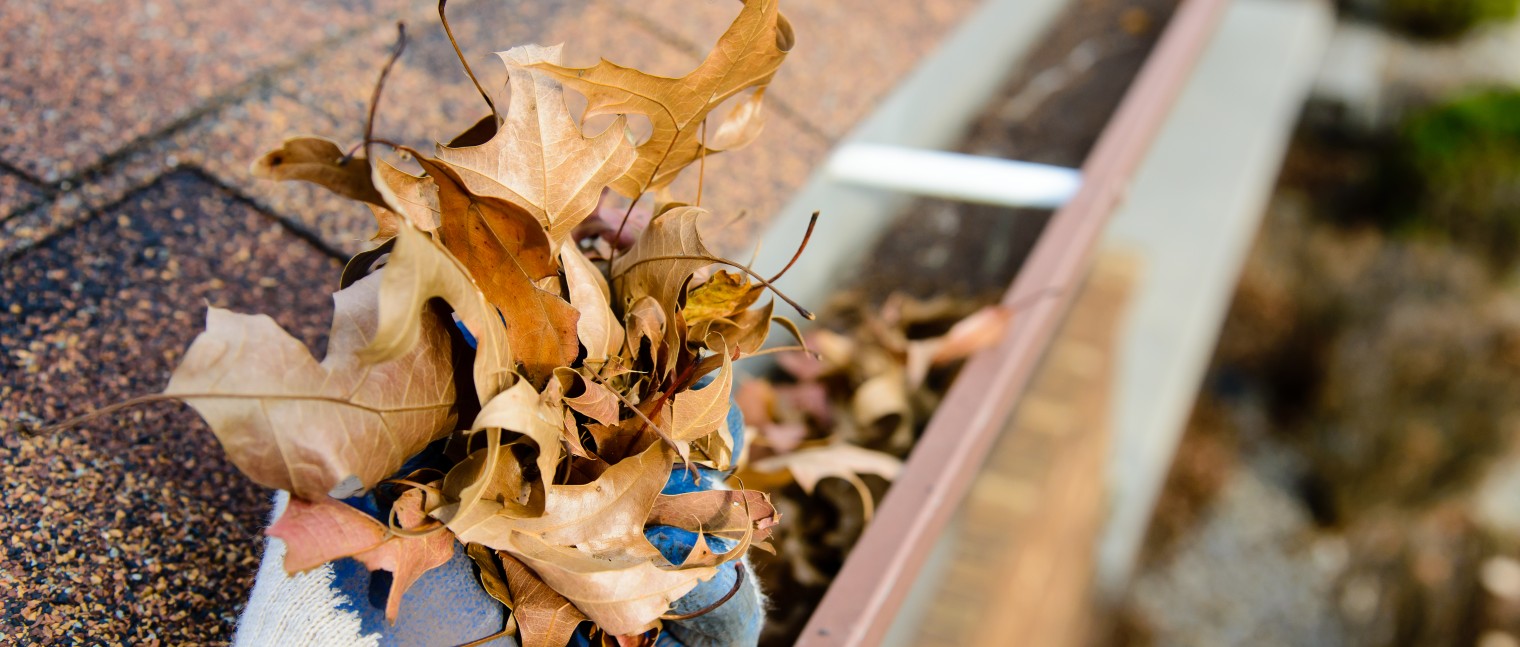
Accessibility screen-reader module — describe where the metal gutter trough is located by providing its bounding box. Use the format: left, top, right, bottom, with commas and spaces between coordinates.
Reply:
753, 0, 1242, 643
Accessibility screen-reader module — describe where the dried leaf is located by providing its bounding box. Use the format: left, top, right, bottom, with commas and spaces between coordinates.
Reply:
852, 369, 909, 427
561, 369, 622, 427
361, 223, 514, 406
682, 270, 759, 324
667, 347, 732, 444
648, 489, 778, 544
705, 88, 768, 152
532, 0, 794, 194
371, 159, 441, 234
562, 242, 625, 370
750, 444, 903, 493
625, 296, 667, 357
612, 206, 713, 339
167, 272, 456, 499
266, 495, 386, 573
467, 542, 515, 609
354, 487, 456, 622
439, 44, 636, 250
473, 381, 566, 493
252, 137, 385, 206
268, 491, 455, 623
420, 156, 580, 386
499, 550, 590, 647
509, 531, 712, 636
439, 430, 544, 541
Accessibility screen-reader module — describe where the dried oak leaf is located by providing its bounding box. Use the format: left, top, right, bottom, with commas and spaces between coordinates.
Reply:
166, 271, 456, 499
532, 0, 794, 195
612, 206, 714, 351
509, 531, 713, 636
562, 242, 625, 371
268, 489, 454, 623
682, 270, 760, 324
438, 44, 636, 251
368, 159, 442, 238
749, 443, 903, 520
419, 155, 579, 387
361, 223, 514, 406
498, 550, 590, 647
252, 137, 386, 206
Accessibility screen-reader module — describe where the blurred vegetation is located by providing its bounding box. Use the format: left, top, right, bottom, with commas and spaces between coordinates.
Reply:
1394, 89, 1520, 269
1346, 0, 1520, 39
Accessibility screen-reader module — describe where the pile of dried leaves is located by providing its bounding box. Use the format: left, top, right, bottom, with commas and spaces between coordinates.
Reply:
735, 292, 1014, 643
47, 0, 826, 644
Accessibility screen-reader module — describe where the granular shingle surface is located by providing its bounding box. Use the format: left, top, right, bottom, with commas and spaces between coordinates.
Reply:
0, 172, 340, 644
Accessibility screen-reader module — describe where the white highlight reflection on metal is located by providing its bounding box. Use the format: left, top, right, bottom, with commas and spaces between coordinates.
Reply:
825, 143, 1082, 209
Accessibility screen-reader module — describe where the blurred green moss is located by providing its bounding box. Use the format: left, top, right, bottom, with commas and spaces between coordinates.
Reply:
1395, 89, 1520, 268
1381, 0, 1519, 39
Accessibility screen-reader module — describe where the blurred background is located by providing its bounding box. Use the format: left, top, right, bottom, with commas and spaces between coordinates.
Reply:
5, 0, 1520, 645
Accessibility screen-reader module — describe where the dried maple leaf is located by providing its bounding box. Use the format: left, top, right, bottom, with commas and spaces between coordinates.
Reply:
361, 223, 514, 406
166, 272, 456, 499
252, 137, 386, 207
438, 44, 636, 251
561, 242, 625, 371
419, 155, 580, 386
532, 0, 794, 195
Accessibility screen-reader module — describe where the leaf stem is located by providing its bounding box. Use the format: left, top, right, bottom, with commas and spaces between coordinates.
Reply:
766, 210, 819, 284
439, 0, 499, 125
661, 562, 746, 621
348, 23, 408, 165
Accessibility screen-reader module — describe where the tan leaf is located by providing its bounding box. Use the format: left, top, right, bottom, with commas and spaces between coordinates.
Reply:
509, 531, 712, 636
360, 223, 514, 406
925, 305, 1013, 364
420, 156, 580, 386
625, 296, 666, 357
167, 272, 456, 499
560, 369, 621, 428
647, 489, 778, 545
612, 207, 714, 336
705, 88, 768, 152
750, 443, 903, 520
438, 44, 636, 250
561, 242, 625, 370
499, 550, 590, 647
370, 159, 441, 234
532, 0, 794, 195
251, 137, 385, 206
508, 444, 672, 553
667, 346, 732, 444
472, 381, 566, 493
852, 369, 909, 426
437, 430, 545, 540
467, 540, 515, 609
